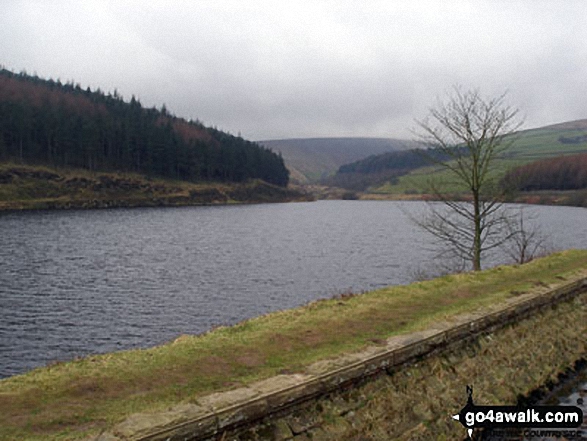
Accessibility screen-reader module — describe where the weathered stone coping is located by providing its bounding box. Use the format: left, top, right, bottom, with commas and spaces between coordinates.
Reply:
94, 273, 587, 441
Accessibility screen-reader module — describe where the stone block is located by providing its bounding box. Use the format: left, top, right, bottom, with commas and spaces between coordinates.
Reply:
196, 387, 267, 432
196, 387, 261, 410
304, 359, 341, 376
112, 403, 217, 441
362, 351, 395, 375
266, 380, 323, 410
250, 374, 322, 410
285, 414, 322, 435
272, 420, 294, 440
216, 399, 268, 431
317, 362, 366, 390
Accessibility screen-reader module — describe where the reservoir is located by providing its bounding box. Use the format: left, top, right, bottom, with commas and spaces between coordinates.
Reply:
1, 200, 586, 378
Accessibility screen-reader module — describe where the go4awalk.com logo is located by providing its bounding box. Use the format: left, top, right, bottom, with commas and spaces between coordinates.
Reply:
451, 386, 583, 439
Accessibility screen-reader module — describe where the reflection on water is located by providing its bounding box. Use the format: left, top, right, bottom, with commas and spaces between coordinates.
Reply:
0, 201, 585, 378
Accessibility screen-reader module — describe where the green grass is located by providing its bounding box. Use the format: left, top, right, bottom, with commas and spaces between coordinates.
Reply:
1, 250, 587, 440
369, 125, 587, 196
508, 128, 587, 159
372, 158, 528, 195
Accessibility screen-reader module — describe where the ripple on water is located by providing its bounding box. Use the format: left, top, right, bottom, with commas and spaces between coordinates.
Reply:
1, 201, 586, 378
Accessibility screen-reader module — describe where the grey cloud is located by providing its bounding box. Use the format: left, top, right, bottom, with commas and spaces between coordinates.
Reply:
1, 1, 586, 140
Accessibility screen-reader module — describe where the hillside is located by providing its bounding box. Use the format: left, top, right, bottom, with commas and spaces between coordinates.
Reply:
502, 152, 587, 191
0, 162, 308, 211
538, 118, 587, 131
0, 69, 289, 187
323, 148, 448, 191
330, 120, 587, 201
259, 137, 416, 183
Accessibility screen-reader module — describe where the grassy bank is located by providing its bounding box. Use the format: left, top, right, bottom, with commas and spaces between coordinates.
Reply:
1, 251, 587, 440
244, 289, 587, 441
0, 162, 310, 211
360, 186, 587, 208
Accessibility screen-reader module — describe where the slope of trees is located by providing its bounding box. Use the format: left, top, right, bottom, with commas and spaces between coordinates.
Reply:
325, 148, 448, 191
502, 152, 587, 191
0, 69, 289, 186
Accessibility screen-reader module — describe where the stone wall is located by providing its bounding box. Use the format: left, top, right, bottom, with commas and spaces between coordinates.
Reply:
95, 275, 587, 441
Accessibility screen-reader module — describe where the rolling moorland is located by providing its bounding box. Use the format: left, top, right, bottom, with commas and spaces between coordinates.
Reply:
0, 69, 311, 209
325, 119, 587, 206
1, 69, 586, 439
1, 66, 586, 209
259, 137, 417, 184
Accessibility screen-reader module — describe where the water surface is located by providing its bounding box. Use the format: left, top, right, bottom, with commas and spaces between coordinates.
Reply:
0, 201, 585, 378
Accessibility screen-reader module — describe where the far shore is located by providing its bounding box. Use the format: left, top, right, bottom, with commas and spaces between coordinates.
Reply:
0, 162, 312, 213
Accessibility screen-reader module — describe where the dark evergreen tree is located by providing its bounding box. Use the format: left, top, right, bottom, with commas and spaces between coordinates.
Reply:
0, 68, 289, 186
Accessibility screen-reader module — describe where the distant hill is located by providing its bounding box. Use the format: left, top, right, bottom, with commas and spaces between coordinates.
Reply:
259, 137, 416, 183
0, 69, 289, 187
331, 120, 587, 194
324, 148, 448, 191
537, 118, 587, 131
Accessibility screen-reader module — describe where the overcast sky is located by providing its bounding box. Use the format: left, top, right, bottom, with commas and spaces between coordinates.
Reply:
1, 1, 586, 140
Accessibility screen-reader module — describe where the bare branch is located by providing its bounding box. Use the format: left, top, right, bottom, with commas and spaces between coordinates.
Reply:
413, 86, 523, 271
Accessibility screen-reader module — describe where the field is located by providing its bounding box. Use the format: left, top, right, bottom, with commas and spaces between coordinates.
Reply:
367, 123, 587, 196
1, 250, 586, 440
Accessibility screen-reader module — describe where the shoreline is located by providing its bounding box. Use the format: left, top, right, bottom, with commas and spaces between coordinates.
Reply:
359, 190, 587, 208
0, 163, 313, 213
301, 183, 587, 208
0, 191, 311, 213
1, 251, 586, 440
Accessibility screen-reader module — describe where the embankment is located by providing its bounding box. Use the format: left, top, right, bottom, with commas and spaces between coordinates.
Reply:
2, 251, 586, 440
97, 272, 587, 440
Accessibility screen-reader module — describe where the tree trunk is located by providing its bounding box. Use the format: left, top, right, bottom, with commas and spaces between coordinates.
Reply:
473, 191, 482, 271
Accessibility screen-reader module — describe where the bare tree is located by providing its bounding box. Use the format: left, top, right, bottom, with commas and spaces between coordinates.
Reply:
414, 87, 523, 271
501, 208, 547, 264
